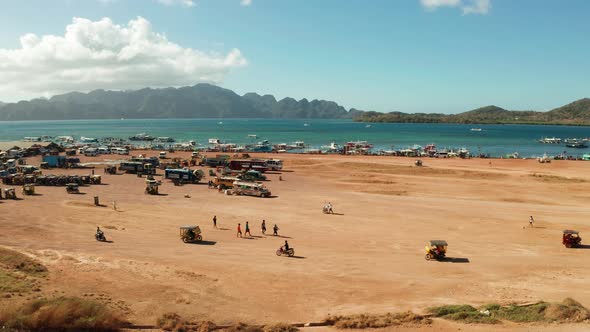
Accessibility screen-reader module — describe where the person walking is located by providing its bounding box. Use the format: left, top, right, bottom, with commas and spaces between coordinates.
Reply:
237, 223, 243, 238
213, 215, 217, 228
273, 224, 279, 236
245, 221, 252, 237
529, 216, 535, 228
261, 219, 267, 235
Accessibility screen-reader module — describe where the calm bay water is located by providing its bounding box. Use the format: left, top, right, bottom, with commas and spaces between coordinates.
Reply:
1, 118, 590, 157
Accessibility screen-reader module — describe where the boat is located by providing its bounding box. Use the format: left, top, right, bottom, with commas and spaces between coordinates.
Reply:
80, 136, 99, 143
470, 128, 482, 132
365, 124, 372, 128
287, 141, 305, 150
129, 133, 155, 141
321, 142, 342, 153
539, 137, 561, 144
303, 123, 310, 127
249, 140, 273, 153
218, 121, 223, 125
56, 136, 74, 143
566, 142, 588, 148
248, 134, 258, 139
155, 137, 175, 143
208, 138, 221, 144
564, 138, 583, 144
23, 137, 41, 142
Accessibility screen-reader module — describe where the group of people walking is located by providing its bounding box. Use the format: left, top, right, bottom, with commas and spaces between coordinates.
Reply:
212, 215, 280, 237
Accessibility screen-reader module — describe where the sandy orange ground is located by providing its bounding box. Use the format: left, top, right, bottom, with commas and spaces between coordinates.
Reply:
2, 151, 590, 331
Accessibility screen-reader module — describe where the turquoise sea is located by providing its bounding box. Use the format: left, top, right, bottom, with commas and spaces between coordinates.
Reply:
1, 118, 590, 157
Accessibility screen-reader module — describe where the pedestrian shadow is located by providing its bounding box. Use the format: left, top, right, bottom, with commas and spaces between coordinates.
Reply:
573, 245, 590, 250
99, 240, 114, 244
217, 227, 230, 231
330, 212, 344, 216
269, 235, 292, 239
242, 237, 258, 240
249, 235, 264, 238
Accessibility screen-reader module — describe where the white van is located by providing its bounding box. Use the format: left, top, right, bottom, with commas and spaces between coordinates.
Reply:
113, 147, 129, 155
159, 151, 167, 159
84, 148, 99, 157
266, 159, 283, 171
233, 181, 271, 198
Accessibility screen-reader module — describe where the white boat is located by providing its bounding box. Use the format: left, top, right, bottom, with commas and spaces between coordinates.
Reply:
322, 142, 342, 153
208, 138, 221, 144
539, 137, 561, 144
303, 123, 310, 127
470, 128, 482, 132
218, 121, 223, 125
23, 137, 41, 142
248, 134, 258, 139
365, 124, 372, 128
80, 136, 98, 143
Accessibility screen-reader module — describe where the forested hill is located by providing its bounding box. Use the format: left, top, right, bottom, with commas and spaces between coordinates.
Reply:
354, 99, 590, 125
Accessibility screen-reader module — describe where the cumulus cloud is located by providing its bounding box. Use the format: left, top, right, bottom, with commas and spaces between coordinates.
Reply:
240, 0, 252, 6
420, 0, 491, 15
0, 16, 246, 101
156, 0, 195, 7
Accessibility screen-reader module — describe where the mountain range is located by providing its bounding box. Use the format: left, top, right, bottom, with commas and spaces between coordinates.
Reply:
1, 84, 589, 125
0, 84, 362, 121
354, 98, 590, 126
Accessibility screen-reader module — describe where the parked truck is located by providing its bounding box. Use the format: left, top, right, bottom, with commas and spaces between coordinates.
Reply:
164, 168, 204, 184
119, 161, 155, 174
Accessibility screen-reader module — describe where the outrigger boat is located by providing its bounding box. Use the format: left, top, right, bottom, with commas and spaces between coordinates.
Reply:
129, 133, 155, 141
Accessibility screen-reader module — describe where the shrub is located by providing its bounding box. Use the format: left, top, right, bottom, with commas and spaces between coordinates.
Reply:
0, 297, 124, 331
263, 323, 299, 332
157, 312, 188, 331
328, 311, 430, 329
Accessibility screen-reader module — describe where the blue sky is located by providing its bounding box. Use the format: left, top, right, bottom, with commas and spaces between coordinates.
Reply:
0, 0, 588, 113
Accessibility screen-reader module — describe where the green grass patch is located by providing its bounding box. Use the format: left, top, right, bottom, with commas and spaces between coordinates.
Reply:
426, 305, 498, 324
0, 247, 47, 277
0, 270, 38, 293
429, 299, 590, 324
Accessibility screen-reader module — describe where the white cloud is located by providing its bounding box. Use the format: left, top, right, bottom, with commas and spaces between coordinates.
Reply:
420, 0, 491, 15
156, 0, 195, 7
461, 0, 491, 15
420, 0, 460, 10
240, 0, 252, 6
0, 16, 246, 101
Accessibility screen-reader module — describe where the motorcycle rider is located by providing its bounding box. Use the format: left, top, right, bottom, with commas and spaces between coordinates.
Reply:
96, 227, 104, 240
283, 240, 290, 252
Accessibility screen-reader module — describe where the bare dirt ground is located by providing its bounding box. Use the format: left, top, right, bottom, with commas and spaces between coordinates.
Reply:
2, 152, 590, 331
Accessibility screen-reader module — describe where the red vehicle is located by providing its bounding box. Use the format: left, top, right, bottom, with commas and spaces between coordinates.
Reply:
228, 159, 268, 172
